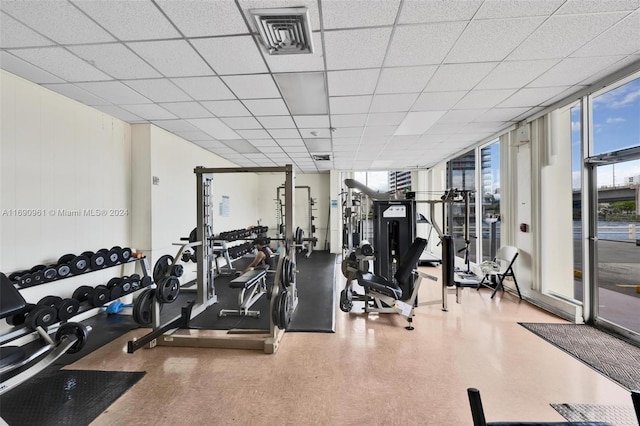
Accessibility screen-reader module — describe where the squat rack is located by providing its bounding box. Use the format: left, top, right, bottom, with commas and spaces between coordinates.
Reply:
127, 165, 297, 354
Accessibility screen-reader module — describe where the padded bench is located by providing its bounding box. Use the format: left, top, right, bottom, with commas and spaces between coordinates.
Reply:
219, 267, 268, 318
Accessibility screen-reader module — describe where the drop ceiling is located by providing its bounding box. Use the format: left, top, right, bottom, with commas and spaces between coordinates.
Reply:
1, 0, 639, 173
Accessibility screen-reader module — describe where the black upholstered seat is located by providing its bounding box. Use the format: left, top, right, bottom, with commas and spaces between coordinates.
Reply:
357, 238, 427, 300
1, 272, 27, 319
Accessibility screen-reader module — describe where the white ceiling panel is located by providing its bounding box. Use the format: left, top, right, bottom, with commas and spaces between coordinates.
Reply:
9, 47, 111, 82
201, 100, 251, 117
425, 63, 497, 92
329, 96, 372, 114
127, 40, 212, 77
93, 105, 143, 122
72, 0, 180, 40
474, 0, 564, 19
330, 114, 368, 127
156, 0, 249, 37
171, 77, 235, 101
474, 107, 531, 122
556, 0, 640, 14
304, 138, 332, 151
263, 33, 326, 73
1, 52, 64, 84
376, 66, 436, 94
333, 137, 360, 145
321, 0, 400, 29
508, 13, 628, 60
476, 59, 560, 90
363, 126, 397, 137
333, 144, 357, 152
445, 17, 545, 63
269, 129, 301, 139
159, 102, 212, 119
1, 1, 114, 44
191, 36, 267, 75
455, 90, 518, 109
327, 69, 380, 96
399, 0, 481, 24
276, 138, 305, 146
237, 129, 271, 139
324, 28, 392, 70
124, 79, 192, 103
42, 83, 110, 106
0, 12, 54, 48
68, 44, 161, 80
386, 22, 467, 67
188, 118, 242, 139
438, 109, 489, 124
293, 115, 330, 128
299, 128, 331, 138
571, 11, 640, 57
257, 116, 296, 128
332, 127, 364, 138
121, 104, 176, 120
580, 54, 640, 85
528, 56, 624, 87
150, 119, 200, 133
413, 91, 468, 111
222, 74, 281, 99
367, 112, 407, 126
498, 86, 571, 108
75, 81, 153, 104
370, 93, 418, 112
247, 139, 276, 147
174, 130, 215, 141
243, 99, 290, 116
221, 116, 263, 130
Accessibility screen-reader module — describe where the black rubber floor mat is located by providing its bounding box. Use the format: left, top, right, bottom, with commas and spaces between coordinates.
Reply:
0, 369, 145, 426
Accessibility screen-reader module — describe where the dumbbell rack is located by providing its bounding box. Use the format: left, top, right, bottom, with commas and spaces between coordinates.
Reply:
1, 256, 151, 347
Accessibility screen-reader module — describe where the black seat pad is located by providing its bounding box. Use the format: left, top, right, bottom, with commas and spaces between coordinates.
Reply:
1, 273, 27, 319
230, 269, 266, 289
357, 272, 403, 299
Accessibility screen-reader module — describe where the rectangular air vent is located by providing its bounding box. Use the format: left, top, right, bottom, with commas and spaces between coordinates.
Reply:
312, 154, 331, 161
250, 7, 314, 55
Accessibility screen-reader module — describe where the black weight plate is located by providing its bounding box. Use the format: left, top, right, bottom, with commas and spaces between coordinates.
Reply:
120, 247, 132, 262
140, 276, 152, 288
280, 258, 289, 287
109, 284, 123, 301
90, 252, 107, 270
70, 255, 90, 274
279, 291, 288, 330
56, 322, 89, 354
56, 264, 71, 278
133, 288, 155, 326
57, 298, 80, 321
30, 264, 46, 273
288, 260, 296, 285
97, 248, 108, 254
153, 255, 174, 283
19, 273, 34, 287
130, 279, 141, 292
157, 276, 180, 304
26, 305, 57, 330
121, 280, 132, 293
72, 285, 93, 303
57, 253, 75, 265
266, 278, 273, 301
8, 270, 27, 281
272, 289, 282, 328
130, 273, 141, 281
189, 227, 197, 243
32, 271, 45, 285
38, 295, 63, 308
171, 264, 184, 278
42, 266, 57, 281
91, 285, 110, 307
81, 251, 95, 258
107, 277, 123, 289
106, 248, 121, 266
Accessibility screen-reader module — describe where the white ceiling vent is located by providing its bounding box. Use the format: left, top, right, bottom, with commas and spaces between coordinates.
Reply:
250, 7, 314, 55
312, 153, 331, 161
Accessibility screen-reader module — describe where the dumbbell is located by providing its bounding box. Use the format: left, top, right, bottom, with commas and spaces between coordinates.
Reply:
90, 250, 108, 270
8, 270, 35, 287
37, 295, 81, 321
25, 304, 58, 331
72, 285, 110, 307
107, 277, 124, 300
129, 274, 141, 292
141, 275, 153, 288
6, 303, 36, 326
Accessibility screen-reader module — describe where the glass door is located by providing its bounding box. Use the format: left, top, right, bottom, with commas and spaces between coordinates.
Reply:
593, 157, 640, 336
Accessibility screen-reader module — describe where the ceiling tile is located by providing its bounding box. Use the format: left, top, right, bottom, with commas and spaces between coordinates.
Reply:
257, 116, 296, 128
1, 52, 64, 84
237, 129, 271, 139
322, 0, 400, 29
333, 137, 360, 145
293, 115, 330, 128
269, 129, 301, 139
74, 81, 153, 104
188, 117, 242, 139
158, 102, 212, 119
425, 63, 497, 91
304, 138, 332, 151
282, 146, 309, 152
121, 104, 177, 120
93, 105, 143, 122
386, 22, 467, 66
124, 79, 192, 103
474, 0, 564, 19
327, 69, 380, 96
438, 109, 488, 124
72, 0, 180, 40
41, 83, 110, 106
367, 112, 407, 126
156, 0, 249, 37
370, 93, 418, 113
249, 139, 277, 147
222, 74, 281, 99
579, 54, 640, 85
263, 33, 325, 73
243, 98, 289, 116
0, 12, 54, 48
445, 17, 545, 63
572, 11, 640, 57
150, 119, 200, 133
1, 1, 114, 44
455, 89, 517, 109
399, 0, 482, 24
191, 35, 267, 75
9, 47, 111, 82
68, 44, 161, 80
332, 127, 364, 138
476, 59, 560, 89
330, 114, 368, 127
171, 77, 235, 101
329, 96, 372, 114
413, 91, 468, 111
201, 100, 251, 117
127, 40, 212, 77
498, 86, 571, 108
222, 139, 261, 154
299, 128, 331, 138
174, 130, 214, 141
528, 56, 624, 87
363, 126, 397, 136
221, 116, 263, 130
376, 66, 437, 94
556, 0, 640, 14
276, 138, 305, 146
508, 13, 628, 60
324, 28, 392, 70
474, 107, 531, 122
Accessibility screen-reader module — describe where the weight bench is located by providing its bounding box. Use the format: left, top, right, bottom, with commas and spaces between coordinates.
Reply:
1, 272, 90, 396
218, 266, 268, 318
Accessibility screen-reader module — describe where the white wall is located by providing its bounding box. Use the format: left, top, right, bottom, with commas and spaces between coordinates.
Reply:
1, 70, 133, 303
